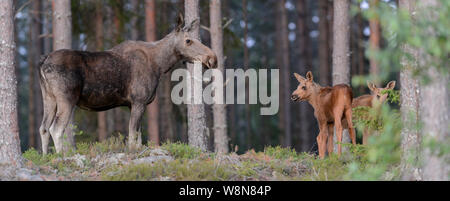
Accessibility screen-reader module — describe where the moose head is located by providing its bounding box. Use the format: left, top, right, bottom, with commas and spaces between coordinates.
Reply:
367, 80, 396, 105
291, 71, 316, 102
171, 14, 217, 69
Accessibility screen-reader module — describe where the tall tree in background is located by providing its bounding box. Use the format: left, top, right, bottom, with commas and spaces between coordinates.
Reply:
318, 0, 330, 86
159, 0, 176, 143
52, 0, 72, 49
95, 0, 108, 142
0, 0, 22, 166
28, 0, 43, 148
369, 0, 380, 85
295, 0, 313, 152
276, 0, 292, 147
399, 0, 421, 181
332, 0, 351, 150
242, 0, 252, 150
52, 0, 74, 150
418, 0, 448, 181
145, 0, 160, 145
210, 0, 228, 153
185, 0, 209, 151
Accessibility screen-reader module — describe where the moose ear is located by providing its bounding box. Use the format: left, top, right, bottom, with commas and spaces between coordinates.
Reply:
386, 81, 396, 90
294, 73, 305, 83
367, 81, 377, 92
183, 19, 199, 32
176, 13, 184, 32
306, 71, 313, 82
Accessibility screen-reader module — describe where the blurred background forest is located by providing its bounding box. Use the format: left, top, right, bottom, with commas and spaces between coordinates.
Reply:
12, 0, 408, 153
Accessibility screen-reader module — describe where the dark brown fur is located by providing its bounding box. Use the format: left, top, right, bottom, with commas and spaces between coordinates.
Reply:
38, 17, 217, 154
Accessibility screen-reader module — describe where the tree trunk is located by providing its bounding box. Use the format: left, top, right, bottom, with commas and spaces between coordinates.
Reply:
52, 0, 72, 50
52, 0, 74, 151
276, 0, 292, 148
332, 0, 351, 152
130, 0, 140, 41
157, 0, 176, 143
28, 0, 43, 149
210, 0, 228, 153
185, 0, 209, 151
94, 0, 108, 142
318, 0, 330, 86
0, 0, 22, 166
145, 0, 160, 145
398, 0, 422, 181
295, 0, 313, 152
417, 0, 448, 181
369, 0, 380, 85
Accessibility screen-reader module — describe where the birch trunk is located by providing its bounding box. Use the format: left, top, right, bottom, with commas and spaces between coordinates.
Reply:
332, 0, 351, 152
185, 0, 209, 151
417, 0, 449, 181
0, 0, 22, 166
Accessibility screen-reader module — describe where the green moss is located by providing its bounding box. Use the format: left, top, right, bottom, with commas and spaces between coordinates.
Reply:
161, 142, 202, 159
264, 146, 299, 160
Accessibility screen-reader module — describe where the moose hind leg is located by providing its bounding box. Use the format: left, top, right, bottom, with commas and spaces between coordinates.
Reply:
39, 95, 57, 154
49, 101, 75, 154
128, 104, 145, 151
345, 108, 356, 145
327, 123, 334, 155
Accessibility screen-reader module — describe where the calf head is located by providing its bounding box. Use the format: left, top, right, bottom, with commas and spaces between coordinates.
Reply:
291, 71, 315, 102
172, 15, 217, 68
367, 80, 396, 105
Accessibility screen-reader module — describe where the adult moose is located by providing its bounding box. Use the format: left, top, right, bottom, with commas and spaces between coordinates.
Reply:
38, 16, 217, 154
291, 71, 356, 159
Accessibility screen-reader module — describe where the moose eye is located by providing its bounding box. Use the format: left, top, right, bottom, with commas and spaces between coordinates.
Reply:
186, 39, 192, 45
302, 86, 306, 90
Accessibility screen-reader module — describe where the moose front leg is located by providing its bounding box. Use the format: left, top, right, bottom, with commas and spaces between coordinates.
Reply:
316, 123, 329, 159
128, 103, 145, 151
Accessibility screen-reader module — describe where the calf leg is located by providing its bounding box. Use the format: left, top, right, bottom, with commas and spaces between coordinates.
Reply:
317, 124, 329, 159
49, 100, 75, 154
334, 113, 344, 156
39, 94, 56, 155
345, 108, 356, 145
128, 103, 145, 151
327, 123, 334, 155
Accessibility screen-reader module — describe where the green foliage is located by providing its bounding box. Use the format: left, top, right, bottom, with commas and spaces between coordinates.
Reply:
264, 146, 300, 160
103, 159, 234, 181
346, 105, 402, 180
23, 148, 59, 166
161, 142, 203, 160
381, 89, 400, 104
355, 0, 449, 83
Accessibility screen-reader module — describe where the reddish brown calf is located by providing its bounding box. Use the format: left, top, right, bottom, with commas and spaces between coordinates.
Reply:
291, 71, 356, 159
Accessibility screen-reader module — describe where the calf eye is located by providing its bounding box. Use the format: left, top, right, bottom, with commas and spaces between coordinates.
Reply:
302, 86, 306, 90
186, 39, 192, 45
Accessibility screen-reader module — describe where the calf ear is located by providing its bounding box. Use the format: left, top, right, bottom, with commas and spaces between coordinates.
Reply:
294, 73, 305, 83
306, 71, 313, 82
386, 81, 396, 90
176, 13, 184, 32
367, 81, 377, 92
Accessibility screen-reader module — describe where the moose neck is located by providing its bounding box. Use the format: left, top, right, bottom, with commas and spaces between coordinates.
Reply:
305, 83, 324, 111
147, 33, 182, 75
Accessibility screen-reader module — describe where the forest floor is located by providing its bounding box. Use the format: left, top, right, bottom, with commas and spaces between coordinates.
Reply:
1, 136, 381, 181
